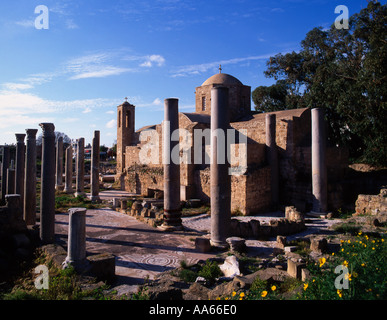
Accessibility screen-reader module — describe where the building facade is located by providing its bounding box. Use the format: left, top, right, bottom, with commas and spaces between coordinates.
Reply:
115, 72, 348, 214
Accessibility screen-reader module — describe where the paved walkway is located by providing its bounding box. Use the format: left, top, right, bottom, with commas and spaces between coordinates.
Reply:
55, 207, 217, 286
54, 190, 341, 289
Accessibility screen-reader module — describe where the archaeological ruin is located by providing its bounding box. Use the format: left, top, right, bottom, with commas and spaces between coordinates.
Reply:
0, 69, 385, 302
115, 70, 348, 216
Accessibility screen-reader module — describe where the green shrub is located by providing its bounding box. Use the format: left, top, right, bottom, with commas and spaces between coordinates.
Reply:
301, 233, 387, 300
198, 260, 222, 283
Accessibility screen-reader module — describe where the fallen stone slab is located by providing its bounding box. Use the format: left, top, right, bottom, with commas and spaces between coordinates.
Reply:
219, 255, 240, 278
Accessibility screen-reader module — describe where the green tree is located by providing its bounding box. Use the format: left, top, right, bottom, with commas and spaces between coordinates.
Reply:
253, 1, 387, 166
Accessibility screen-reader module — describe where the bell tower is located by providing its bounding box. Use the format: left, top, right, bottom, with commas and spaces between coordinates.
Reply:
116, 98, 135, 173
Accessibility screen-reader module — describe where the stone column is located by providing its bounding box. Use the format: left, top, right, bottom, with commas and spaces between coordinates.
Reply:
161, 98, 182, 230
90, 131, 100, 202
15, 134, 26, 213
266, 114, 279, 209
55, 136, 64, 190
24, 129, 38, 226
1, 146, 10, 203
6, 168, 15, 195
210, 87, 231, 249
311, 108, 327, 213
39, 123, 56, 244
63, 208, 88, 272
75, 138, 85, 197
64, 146, 73, 194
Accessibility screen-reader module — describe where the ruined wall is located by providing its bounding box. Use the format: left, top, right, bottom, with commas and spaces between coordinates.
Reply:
355, 189, 387, 216
193, 165, 271, 216
125, 165, 164, 196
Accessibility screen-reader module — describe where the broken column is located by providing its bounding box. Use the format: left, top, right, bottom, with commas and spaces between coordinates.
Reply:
64, 145, 73, 194
24, 129, 38, 226
39, 123, 56, 244
161, 98, 182, 230
75, 138, 85, 197
63, 208, 88, 272
210, 87, 231, 249
266, 113, 279, 209
1, 146, 10, 203
15, 134, 26, 213
311, 108, 327, 214
55, 136, 64, 190
90, 130, 100, 202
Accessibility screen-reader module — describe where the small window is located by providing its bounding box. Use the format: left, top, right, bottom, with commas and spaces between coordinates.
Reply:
202, 96, 206, 111
118, 111, 121, 127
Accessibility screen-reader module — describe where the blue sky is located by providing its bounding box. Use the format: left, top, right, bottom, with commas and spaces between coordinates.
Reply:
0, 0, 375, 147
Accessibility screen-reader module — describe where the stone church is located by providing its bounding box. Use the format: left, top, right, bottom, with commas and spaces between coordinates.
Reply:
115, 70, 348, 215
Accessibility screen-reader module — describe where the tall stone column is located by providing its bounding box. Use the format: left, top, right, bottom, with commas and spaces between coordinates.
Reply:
90, 131, 100, 202
55, 136, 64, 190
161, 98, 182, 230
266, 114, 279, 209
1, 146, 10, 203
311, 108, 327, 214
210, 87, 231, 249
62, 208, 88, 272
15, 134, 26, 213
6, 168, 15, 195
64, 146, 73, 194
75, 138, 85, 197
24, 129, 38, 226
39, 123, 56, 244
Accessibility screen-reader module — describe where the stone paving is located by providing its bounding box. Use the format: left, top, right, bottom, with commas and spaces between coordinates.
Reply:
54, 206, 217, 286
54, 190, 341, 289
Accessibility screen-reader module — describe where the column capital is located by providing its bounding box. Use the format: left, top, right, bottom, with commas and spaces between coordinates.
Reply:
15, 133, 26, 143
39, 123, 55, 134
25, 128, 38, 138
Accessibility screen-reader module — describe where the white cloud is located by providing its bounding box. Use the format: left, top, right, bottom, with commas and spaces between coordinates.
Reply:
14, 19, 35, 28
106, 110, 115, 114
152, 98, 162, 105
140, 55, 166, 67
69, 66, 134, 80
65, 52, 137, 80
82, 107, 92, 114
106, 119, 116, 128
171, 54, 274, 77
2, 83, 33, 91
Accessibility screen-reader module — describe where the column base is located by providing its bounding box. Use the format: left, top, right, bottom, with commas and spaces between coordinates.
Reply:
157, 223, 184, 232
89, 195, 101, 203
64, 187, 74, 194
210, 239, 229, 251
62, 257, 90, 273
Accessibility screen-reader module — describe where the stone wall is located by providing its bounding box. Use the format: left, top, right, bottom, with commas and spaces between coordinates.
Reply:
124, 165, 164, 196
355, 189, 387, 215
230, 218, 306, 239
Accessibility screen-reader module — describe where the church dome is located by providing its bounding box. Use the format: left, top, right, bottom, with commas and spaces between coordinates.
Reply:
202, 73, 243, 86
